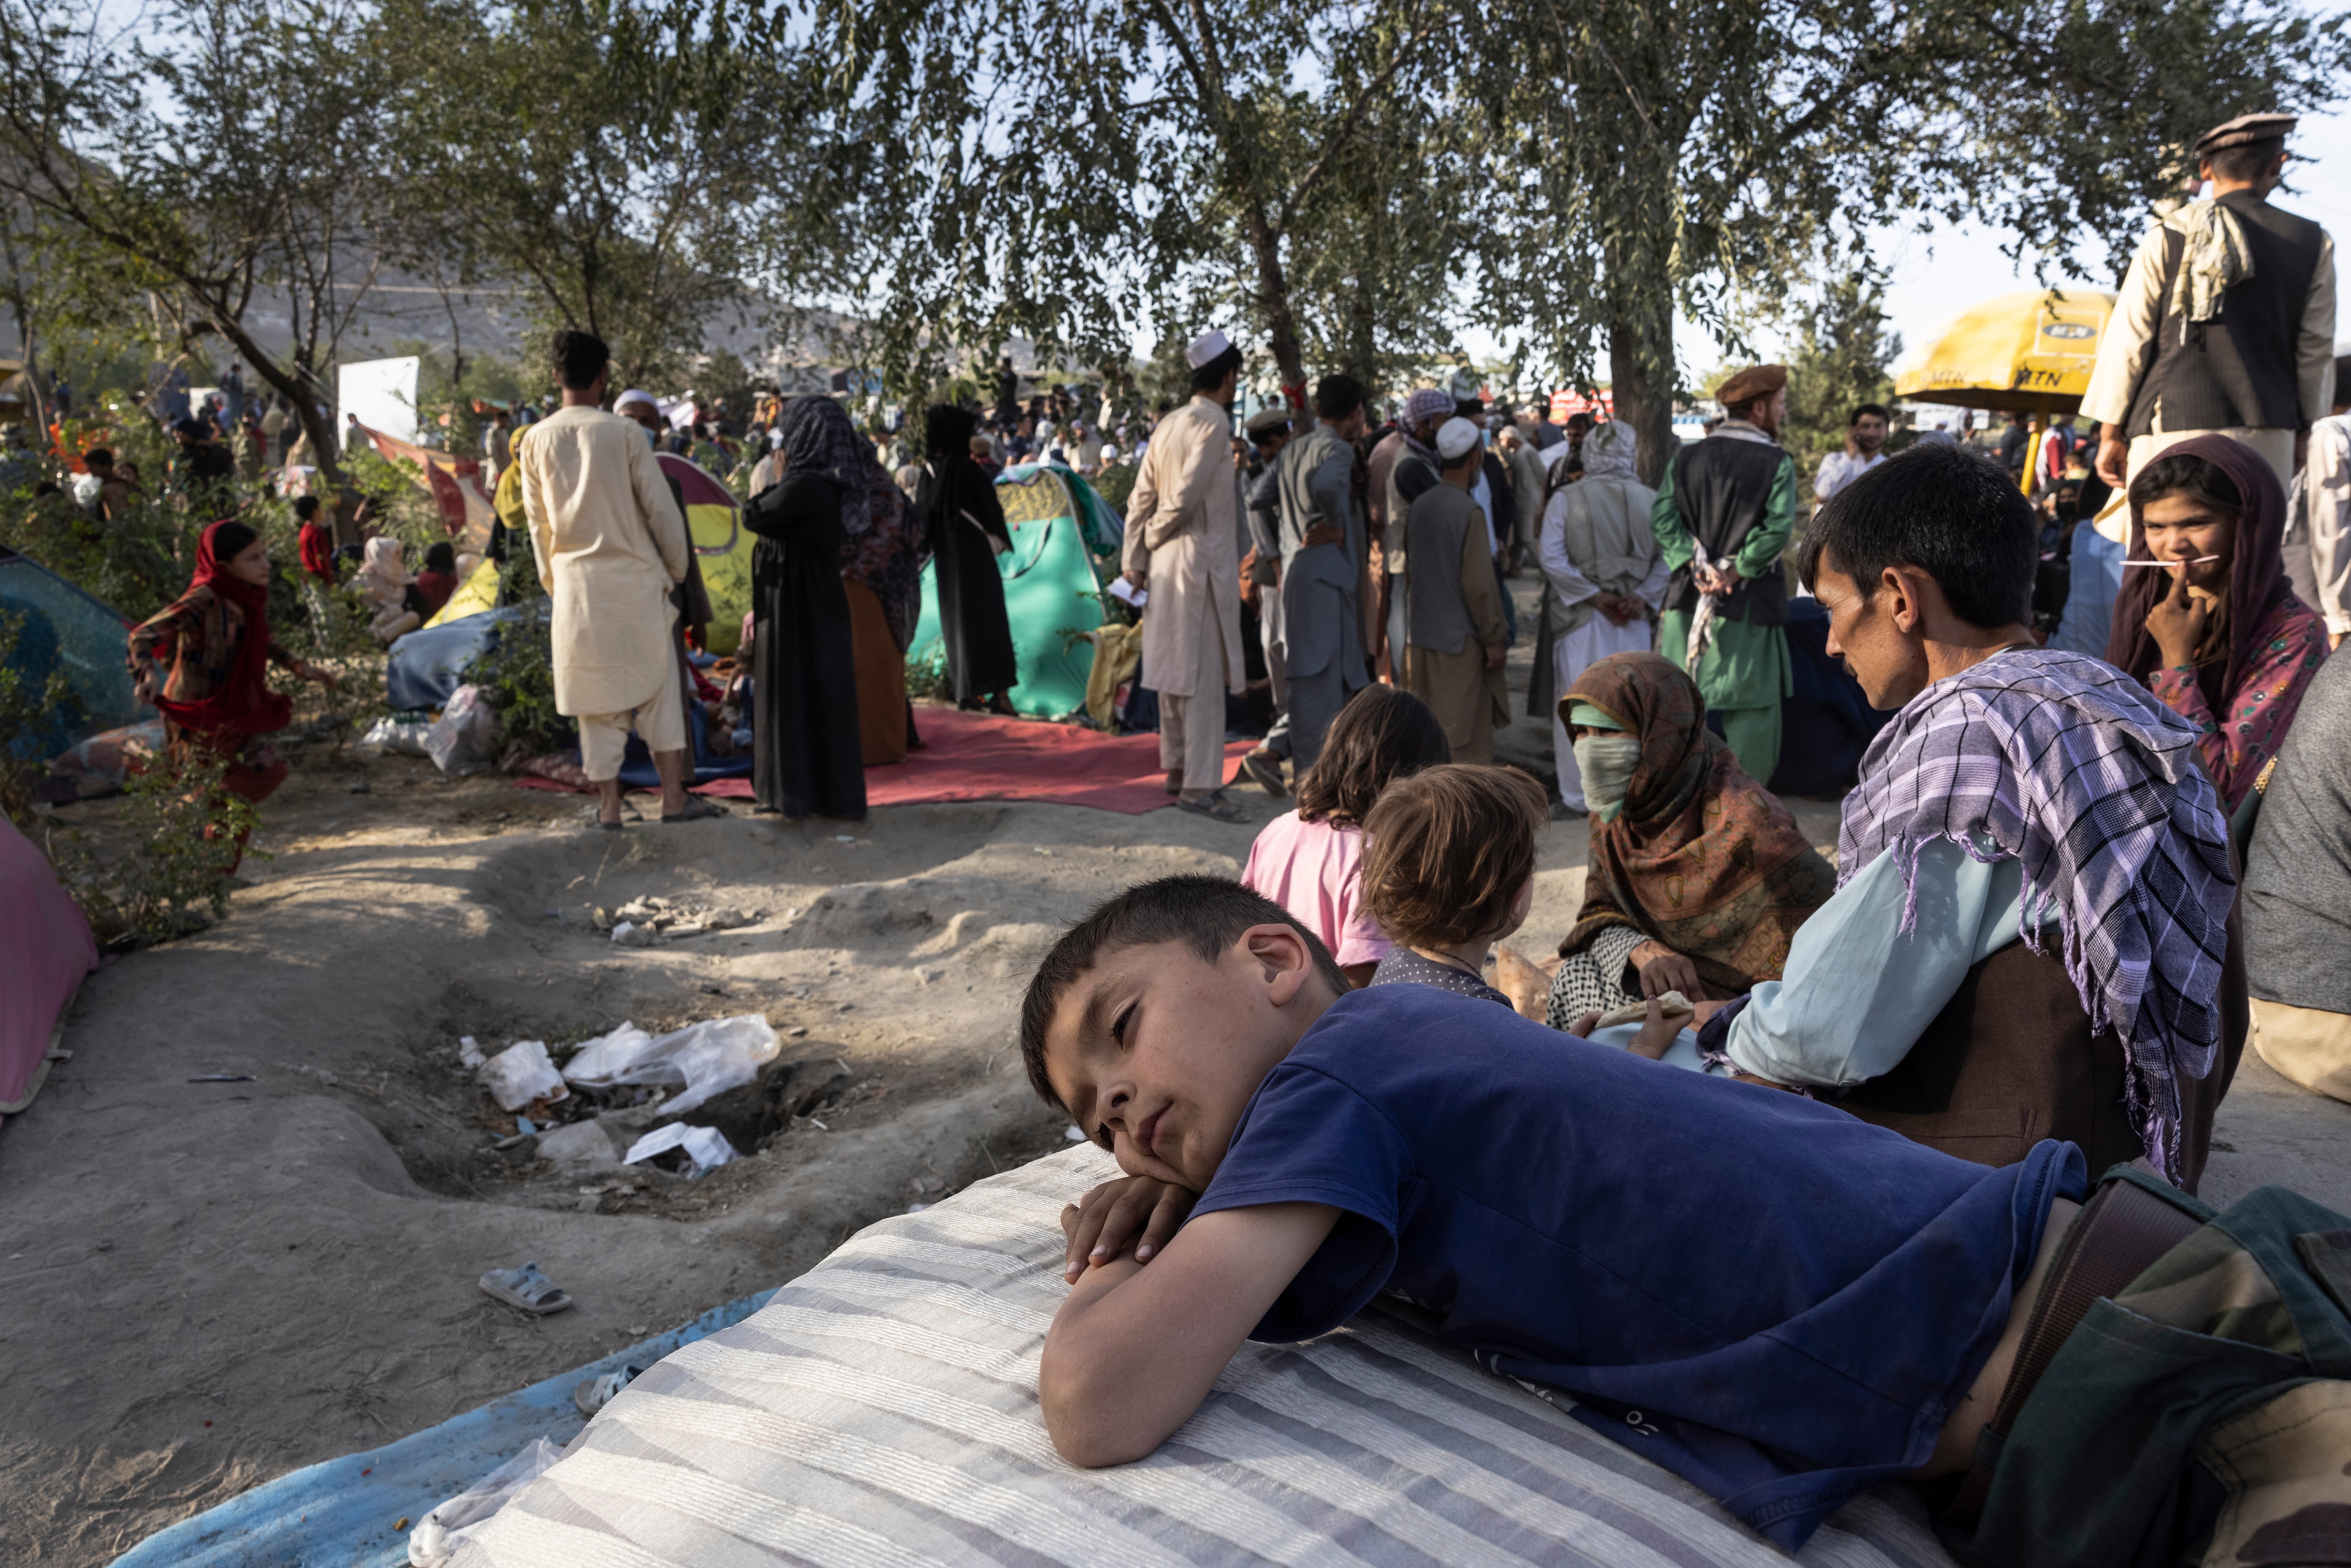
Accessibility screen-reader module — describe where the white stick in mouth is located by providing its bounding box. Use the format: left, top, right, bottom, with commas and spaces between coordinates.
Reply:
2122, 555, 2222, 566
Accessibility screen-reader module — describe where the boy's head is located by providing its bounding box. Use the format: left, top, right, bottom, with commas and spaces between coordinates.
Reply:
292, 494, 320, 521
1799, 442, 2035, 709
1020, 876, 1347, 1190
1359, 764, 1548, 949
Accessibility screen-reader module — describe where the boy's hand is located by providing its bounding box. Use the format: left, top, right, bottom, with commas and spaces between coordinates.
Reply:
1565, 1009, 1602, 1039
1062, 1176, 1198, 1281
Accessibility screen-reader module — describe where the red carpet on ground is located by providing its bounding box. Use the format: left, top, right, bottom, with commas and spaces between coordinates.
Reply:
517, 707, 1248, 815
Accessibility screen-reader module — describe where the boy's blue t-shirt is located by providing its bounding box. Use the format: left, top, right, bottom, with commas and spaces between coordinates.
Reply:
1190, 984, 2085, 1550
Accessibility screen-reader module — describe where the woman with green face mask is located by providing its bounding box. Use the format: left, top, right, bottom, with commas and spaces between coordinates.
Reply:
1543, 652, 1836, 1029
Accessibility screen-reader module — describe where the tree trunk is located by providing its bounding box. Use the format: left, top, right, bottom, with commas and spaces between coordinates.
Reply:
1608, 310, 1675, 490
1240, 196, 1315, 432
209, 306, 346, 492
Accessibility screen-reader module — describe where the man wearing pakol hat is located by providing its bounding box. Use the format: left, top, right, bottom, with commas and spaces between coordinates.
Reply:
1402, 415, 1511, 763
1122, 329, 1250, 821
1650, 362, 1796, 787
2083, 111, 2337, 496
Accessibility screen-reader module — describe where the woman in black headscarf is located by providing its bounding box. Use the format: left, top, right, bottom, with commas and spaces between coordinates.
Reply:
744, 395, 868, 819
917, 404, 1019, 713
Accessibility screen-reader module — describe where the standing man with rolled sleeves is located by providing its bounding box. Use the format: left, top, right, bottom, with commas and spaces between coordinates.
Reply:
2083, 111, 2337, 495
1123, 329, 1249, 822
1651, 362, 1796, 788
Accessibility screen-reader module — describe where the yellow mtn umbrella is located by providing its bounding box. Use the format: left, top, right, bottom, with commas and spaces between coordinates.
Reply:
1892, 287, 2115, 491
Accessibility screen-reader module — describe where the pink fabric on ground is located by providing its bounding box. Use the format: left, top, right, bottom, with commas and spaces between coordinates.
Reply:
0, 815, 96, 1108
513, 708, 1247, 815
1240, 808, 1391, 969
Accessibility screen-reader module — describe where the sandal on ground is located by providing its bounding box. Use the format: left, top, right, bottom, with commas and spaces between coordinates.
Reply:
1241, 749, 1287, 797
575, 1363, 644, 1417
985, 693, 1016, 717
479, 1261, 571, 1316
661, 797, 726, 824
1176, 791, 1248, 823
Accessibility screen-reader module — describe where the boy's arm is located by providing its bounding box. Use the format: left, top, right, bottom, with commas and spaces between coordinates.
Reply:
1041, 1202, 1338, 1468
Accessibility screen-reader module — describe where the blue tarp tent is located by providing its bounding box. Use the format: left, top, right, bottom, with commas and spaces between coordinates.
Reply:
0, 546, 153, 763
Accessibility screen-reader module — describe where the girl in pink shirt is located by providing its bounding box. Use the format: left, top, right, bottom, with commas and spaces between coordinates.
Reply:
1240, 685, 1452, 986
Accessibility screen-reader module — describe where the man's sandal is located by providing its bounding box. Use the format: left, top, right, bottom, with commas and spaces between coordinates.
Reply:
1176, 791, 1248, 823
662, 798, 726, 824
1241, 749, 1286, 796
478, 1261, 572, 1316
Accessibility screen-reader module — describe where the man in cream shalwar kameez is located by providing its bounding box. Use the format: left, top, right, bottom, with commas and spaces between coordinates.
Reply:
518, 331, 701, 827
1538, 422, 1667, 810
1123, 330, 1247, 819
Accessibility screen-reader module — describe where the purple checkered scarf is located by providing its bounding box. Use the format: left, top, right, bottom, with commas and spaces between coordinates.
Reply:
1839, 648, 2234, 1179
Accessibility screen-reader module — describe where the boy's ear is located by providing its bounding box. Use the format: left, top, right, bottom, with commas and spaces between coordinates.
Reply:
1240, 923, 1316, 1004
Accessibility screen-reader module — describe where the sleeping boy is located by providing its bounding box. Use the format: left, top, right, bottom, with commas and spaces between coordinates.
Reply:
1016, 873, 2081, 1550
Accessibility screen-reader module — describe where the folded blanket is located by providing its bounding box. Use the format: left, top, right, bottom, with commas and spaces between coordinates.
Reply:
456, 1145, 1956, 1567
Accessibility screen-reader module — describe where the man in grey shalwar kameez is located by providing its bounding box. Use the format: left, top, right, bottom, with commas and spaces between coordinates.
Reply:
1241, 374, 1373, 794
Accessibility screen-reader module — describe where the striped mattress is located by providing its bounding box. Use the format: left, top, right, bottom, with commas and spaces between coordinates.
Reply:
455, 1144, 1958, 1567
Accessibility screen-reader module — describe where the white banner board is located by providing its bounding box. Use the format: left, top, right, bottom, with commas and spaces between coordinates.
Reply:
338, 356, 421, 445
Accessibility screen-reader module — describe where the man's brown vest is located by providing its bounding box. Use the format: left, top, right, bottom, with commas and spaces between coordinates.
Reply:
1838, 897, 2248, 1196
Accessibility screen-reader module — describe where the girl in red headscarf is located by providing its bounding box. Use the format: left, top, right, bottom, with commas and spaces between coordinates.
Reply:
128, 520, 338, 869
2106, 434, 2330, 812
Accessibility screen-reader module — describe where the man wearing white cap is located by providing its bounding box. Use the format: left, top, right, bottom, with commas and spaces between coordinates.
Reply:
1402, 415, 1511, 764
2083, 111, 2336, 494
1123, 329, 1249, 820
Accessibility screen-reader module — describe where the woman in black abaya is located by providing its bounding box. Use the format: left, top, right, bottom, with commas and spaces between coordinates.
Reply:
918, 404, 1019, 712
745, 395, 868, 819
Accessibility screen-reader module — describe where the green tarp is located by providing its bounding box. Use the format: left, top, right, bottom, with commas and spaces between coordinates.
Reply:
911, 464, 1120, 720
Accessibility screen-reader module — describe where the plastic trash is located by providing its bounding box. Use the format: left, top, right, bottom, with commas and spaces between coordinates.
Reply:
422, 685, 502, 776
457, 1035, 486, 1069
359, 714, 434, 756
609, 921, 655, 948
560, 1014, 778, 1117
407, 1436, 563, 1567
536, 1119, 619, 1173
622, 1122, 738, 1177
479, 1040, 568, 1112
559, 1023, 658, 1087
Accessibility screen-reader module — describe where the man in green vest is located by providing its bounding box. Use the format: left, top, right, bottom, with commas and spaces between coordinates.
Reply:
1652, 362, 1796, 786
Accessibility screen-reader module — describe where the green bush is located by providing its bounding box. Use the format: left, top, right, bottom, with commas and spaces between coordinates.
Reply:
39, 744, 261, 947
464, 601, 572, 754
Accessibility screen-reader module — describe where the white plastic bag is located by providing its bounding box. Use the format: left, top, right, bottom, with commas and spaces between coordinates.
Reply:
480, 1040, 568, 1112
535, 1119, 618, 1173
359, 715, 433, 756
423, 685, 502, 776
408, 1436, 563, 1567
559, 1022, 658, 1087
560, 1014, 778, 1116
622, 1122, 738, 1176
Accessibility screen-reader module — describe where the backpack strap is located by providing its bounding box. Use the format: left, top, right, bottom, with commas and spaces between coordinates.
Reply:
1945, 1170, 2207, 1525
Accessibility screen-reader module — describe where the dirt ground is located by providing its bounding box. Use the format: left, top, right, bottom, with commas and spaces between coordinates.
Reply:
5, 577, 2347, 1566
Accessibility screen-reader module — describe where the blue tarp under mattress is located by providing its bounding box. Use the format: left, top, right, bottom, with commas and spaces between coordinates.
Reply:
107, 1289, 775, 1568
